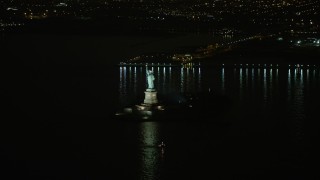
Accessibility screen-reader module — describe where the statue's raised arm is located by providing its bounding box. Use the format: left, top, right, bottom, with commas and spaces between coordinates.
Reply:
146, 68, 150, 75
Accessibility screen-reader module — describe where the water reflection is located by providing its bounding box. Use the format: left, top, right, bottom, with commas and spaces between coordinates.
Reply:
119, 65, 205, 102
118, 63, 320, 179
139, 122, 162, 180
198, 66, 201, 91
133, 67, 137, 93
180, 67, 184, 92
263, 68, 267, 103
156, 67, 161, 92
119, 66, 127, 106
118, 64, 319, 117
119, 64, 317, 107
288, 66, 306, 142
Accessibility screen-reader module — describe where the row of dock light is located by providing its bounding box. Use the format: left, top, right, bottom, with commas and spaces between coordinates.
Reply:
119, 62, 201, 67
119, 62, 319, 69
233, 64, 319, 69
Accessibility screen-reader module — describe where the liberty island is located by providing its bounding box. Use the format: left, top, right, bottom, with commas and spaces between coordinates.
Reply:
115, 65, 164, 120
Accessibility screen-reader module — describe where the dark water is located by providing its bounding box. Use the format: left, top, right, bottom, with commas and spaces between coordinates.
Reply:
116, 64, 320, 179
2, 61, 320, 179
1, 33, 320, 179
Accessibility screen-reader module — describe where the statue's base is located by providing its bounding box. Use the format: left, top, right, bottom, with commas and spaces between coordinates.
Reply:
116, 103, 165, 121
115, 89, 165, 120
144, 89, 158, 104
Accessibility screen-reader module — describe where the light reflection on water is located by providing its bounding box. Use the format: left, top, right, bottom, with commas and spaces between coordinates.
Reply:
118, 64, 320, 179
119, 66, 203, 105
119, 64, 318, 107
139, 122, 162, 180
127, 64, 315, 103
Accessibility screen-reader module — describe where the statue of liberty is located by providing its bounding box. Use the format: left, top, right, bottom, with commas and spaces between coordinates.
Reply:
146, 68, 155, 89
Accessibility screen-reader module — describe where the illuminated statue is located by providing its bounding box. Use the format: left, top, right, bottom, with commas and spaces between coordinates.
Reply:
146, 69, 155, 89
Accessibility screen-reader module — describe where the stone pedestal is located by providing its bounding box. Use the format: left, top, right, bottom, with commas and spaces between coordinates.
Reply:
144, 89, 158, 104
